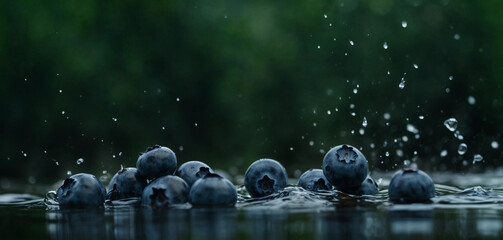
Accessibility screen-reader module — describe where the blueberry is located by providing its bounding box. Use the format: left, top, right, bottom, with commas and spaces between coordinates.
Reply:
107, 166, 148, 200
388, 168, 435, 203
141, 175, 189, 207
136, 145, 177, 180
244, 159, 288, 198
57, 173, 106, 208
189, 173, 237, 206
322, 144, 369, 189
338, 175, 379, 195
297, 169, 332, 192
176, 161, 212, 187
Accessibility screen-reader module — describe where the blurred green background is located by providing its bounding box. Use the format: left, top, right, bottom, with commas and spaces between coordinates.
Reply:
1, 0, 503, 185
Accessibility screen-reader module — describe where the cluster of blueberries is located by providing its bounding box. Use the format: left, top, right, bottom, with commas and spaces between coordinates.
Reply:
56, 144, 436, 208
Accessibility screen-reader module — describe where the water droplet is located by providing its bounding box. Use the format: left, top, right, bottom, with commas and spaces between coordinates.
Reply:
443, 118, 458, 132
317, 45, 321, 49
370, 143, 375, 148
383, 113, 391, 120
362, 117, 368, 127
353, 88, 358, 94
491, 141, 499, 149
445, 88, 451, 93
458, 143, 467, 155
289, 147, 294, 151
385, 151, 390, 157
67, 171, 72, 175
383, 42, 388, 49
179, 146, 184, 151
61, 111, 65, 115
472, 154, 483, 164
401, 21, 408, 28
402, 135, 409, 142
119, 152, 122, 156
59, 89, 63, 93
327, 110, 331, 115
176, 97, 180, 102
467, 96, 476, 105
396, 149, 404, 157
112, 117, 117, 122
440, 150, 448, 157
350, 112, 356, 116
413, 64, 419, 69
76, 158, 84, 165
398, 77, 405, 89
309, 141, 314, 146
313, 122, 317, 127
359, 128, 365, 135
403, 159, 411, 166
161, 126, 165, 130
349, 104, 355, 109
323, 14, 328, 18
194, 123, 198, 126
406, 124, 419, 134
454, 34, 460, 40
454, 130, 464, 140
349, 40, 354, 46
418, 115, 425, 120
449, 76, 453, 81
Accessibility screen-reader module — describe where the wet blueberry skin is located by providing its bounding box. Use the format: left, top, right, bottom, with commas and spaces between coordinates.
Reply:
136, 145, 177, 180
338, 175, 379, 195
176, 161, 212, 187
388, 168, 435, 203
189, 173, 237, 206
322, 144, 369, 189
141, 175, 189, 207
297, 169, 332, 192
57, 173, 106, 208
244, 158, 288, 198
107, 167, 148, 200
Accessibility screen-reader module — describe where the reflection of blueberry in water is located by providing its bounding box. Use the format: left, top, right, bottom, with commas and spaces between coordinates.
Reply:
244, 159, 288, 198
57, 173, 106, 208
141, 175, 189, 207
322, 144, 369, 189
297, 169, 332, 192
388, 168, 435, 203
107, 166, 147, 200
136, 145, 177, 180
339, 175, 379, 195
176, 161, 213, 187
189, 173, 237, 206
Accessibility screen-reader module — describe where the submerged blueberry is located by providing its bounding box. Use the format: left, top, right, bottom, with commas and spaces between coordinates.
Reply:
136, 145, 177, 180
322, 144, 369, 189
107, 166, 148, 200
297, 169, 332, 192
176, 161, 212, 187
388, 168, 435, 203
57, 173, 106, 208
244, 159, 288, 198
339, 175, 379, 195
141, 175, 189, 207
189, 173, 237, 206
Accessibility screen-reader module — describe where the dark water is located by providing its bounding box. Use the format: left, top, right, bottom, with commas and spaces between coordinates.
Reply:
2, 173, 503, 240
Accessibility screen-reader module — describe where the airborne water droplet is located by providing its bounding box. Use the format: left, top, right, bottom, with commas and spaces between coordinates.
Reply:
362, 117, 368, 127
76, 158, 84, 165
491, 141, 499, 149
440, 150, 448, 157
383, 42, 388, 49
468, 96, 476, 105
458, 143, 467, 155
353, 88, 358, 94
349, 40, 354, 46
398, 77, 405, 89
444, 118, 458, 132
406, 124, 419, 134
413, 64, 419, 69
401, 21, 408, 28
472, 154, 483, 164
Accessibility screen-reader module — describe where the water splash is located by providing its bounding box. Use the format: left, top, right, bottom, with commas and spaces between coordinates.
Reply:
472, 154, 483, 164
398, 77, 405, 89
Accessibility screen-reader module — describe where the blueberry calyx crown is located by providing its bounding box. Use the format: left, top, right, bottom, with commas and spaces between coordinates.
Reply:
335, 145, 358, 163
139, 144, 161, 156
202, 172, 222, 179
196, 167, 211, 178
150, 187, 169, 207
60, 178, 75, 197
402, 168, 418, 173
257, 175, 275, 195
313, 178, 329, 191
